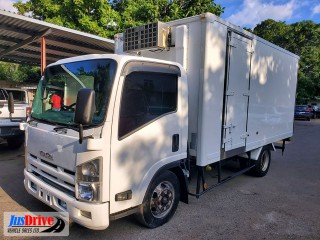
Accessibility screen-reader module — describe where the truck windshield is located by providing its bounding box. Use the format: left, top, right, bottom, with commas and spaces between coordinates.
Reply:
31, 59, 117, 126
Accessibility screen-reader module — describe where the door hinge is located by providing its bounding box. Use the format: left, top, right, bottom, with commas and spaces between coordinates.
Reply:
224, 123, 236, 134
226, 91, 235, 96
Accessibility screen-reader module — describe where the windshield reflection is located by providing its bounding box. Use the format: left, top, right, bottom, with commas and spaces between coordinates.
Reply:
31, 59, 117, 126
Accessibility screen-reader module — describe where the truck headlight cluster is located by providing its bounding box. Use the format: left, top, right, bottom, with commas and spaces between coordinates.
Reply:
76, 159, 101, 202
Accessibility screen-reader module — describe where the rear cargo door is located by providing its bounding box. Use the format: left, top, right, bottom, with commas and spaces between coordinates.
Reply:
223, 32, 252, 151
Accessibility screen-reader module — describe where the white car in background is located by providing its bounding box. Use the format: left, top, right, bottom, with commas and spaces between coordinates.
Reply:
0, 88, 31, 148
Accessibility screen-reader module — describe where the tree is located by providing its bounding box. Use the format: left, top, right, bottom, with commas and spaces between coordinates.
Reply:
252, 19, 290, 49
252, 20, 320, 104
14, 0, 121, 38
14, 0, 224, 39
0, 62, 41, 83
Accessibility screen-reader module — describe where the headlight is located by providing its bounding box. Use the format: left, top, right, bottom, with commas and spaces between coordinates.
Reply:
81, 161, 99, 180
76, 159, 102, 202
78, 183, 100, 201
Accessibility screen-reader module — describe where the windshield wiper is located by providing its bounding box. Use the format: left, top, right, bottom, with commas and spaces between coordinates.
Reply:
31, 116, 98, 131
53, 126, 68, 131
53, 124, 78, 131
30, 117, 70, 130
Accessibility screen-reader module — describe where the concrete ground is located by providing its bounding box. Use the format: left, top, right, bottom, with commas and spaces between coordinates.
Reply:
0, 119, 319, 240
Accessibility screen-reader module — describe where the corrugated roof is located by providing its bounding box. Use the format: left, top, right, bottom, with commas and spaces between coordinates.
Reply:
0, 10, 114, 66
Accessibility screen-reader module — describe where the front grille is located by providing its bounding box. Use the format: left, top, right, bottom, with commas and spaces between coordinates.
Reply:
32, 172, 74, 197
28, 154, 76, 197
64, 168, 75, 176
41, 159, 57, 169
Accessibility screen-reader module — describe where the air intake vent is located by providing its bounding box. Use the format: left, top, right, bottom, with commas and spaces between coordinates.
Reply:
123, 22, 170, 52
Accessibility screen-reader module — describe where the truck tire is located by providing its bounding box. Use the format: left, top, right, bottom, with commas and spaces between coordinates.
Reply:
250, 147, 271, 177
136, 170, 180, 228
7, 136, 24, 149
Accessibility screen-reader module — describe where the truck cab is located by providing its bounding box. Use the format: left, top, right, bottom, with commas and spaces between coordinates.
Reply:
23, 54, 188, 230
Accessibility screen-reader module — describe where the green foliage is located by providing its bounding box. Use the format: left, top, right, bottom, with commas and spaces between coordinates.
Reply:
252, 20, 320, 104
0, 62, 41, 83
14, 0, 224, 39
14, 0, 121, 38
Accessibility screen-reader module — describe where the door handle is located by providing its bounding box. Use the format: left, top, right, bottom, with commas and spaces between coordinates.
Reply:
172, 134, 179, 152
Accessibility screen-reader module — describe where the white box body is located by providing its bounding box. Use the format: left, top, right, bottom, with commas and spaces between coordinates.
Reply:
118, 13, 299, 166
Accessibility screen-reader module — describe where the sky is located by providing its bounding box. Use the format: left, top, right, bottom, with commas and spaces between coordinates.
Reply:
216, 0, 320, 27
0, 0, 320, 28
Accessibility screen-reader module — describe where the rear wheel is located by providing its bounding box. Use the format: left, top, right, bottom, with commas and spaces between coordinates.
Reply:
136, 170, 180, 228
250, 147, 271, 177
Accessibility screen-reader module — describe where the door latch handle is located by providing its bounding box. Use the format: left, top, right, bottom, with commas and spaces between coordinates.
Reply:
172, 134, 179, 152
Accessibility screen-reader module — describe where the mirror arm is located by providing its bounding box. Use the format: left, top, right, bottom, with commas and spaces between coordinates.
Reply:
79, 124, 83, 144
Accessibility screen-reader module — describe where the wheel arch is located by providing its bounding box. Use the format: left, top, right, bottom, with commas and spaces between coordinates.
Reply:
238, 143, 275, 161
142, 160, 188, 205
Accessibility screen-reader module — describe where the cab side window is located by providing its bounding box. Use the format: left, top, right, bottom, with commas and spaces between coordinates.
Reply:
6, 90, 26, 103
119, 71, 178, 139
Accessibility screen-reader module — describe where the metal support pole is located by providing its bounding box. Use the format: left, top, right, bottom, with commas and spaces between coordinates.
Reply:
217, 161, 221, 183
41, 37, 46, 75
201, 167, 206, 191
196, 166, 202, 198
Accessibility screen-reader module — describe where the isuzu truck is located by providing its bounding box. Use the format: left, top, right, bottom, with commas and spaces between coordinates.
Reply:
15, 13, 299, 230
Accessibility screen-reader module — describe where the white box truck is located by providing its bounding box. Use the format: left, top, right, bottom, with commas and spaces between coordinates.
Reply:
17, 13, 298, 230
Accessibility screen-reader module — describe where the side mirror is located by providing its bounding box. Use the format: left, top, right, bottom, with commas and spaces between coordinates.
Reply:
8, 92, 14, 114
8, 92, 15, 122
74, 88, 95, 144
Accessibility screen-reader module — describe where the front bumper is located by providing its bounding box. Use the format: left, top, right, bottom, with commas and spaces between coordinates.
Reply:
0, 126, 23, 138
24, 169, 110, 230
294, 113, 312, 119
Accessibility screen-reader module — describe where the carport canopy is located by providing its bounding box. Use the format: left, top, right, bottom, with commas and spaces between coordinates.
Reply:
0, 10, 114, 73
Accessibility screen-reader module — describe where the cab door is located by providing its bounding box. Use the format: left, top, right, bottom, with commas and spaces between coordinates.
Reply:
109, 61, 185, 214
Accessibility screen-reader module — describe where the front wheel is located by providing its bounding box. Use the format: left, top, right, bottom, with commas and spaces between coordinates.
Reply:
7, 136, 24, 149
250, 147, 271, 177
136, 170, 180, 228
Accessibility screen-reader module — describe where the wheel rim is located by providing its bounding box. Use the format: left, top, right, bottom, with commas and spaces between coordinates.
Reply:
150, 181, 175, 218
261, 151, 270, 172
